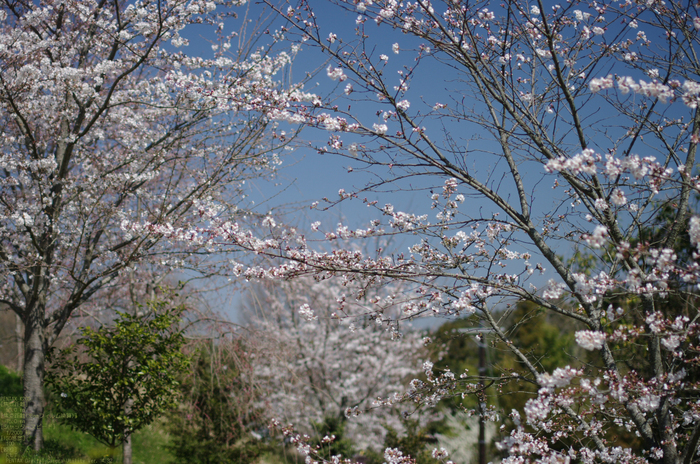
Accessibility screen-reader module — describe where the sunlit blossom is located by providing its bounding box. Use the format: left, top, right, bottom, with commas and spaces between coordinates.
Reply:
575, 331, 606, 350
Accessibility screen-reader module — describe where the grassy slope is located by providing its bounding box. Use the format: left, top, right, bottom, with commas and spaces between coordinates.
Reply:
0, 364, 175, 464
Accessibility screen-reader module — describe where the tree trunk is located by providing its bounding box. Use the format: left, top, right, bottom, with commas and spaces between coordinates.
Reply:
16, 312, 23, 373
123, 395, 134, 464
123, 433, 132, 464
122, 301, 139, 464
23, 305, 46, 451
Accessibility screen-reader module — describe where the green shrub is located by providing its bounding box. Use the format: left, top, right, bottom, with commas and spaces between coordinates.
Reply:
0, 364, 22, 397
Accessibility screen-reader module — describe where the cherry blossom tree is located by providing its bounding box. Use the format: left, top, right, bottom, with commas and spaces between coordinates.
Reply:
196, 0, 700, 462
244, 277, 428, 455
0, 0, 309, 450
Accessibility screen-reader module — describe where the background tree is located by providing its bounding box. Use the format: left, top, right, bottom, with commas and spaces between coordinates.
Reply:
429, 304, 581, 462
45, 294, 190, 463
167, 336, 270, 464
244, 277, 430, 456
0, 0, 306, 450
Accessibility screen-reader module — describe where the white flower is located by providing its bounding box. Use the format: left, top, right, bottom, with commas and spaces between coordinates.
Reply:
372, 123, 388, 135
538, 366, 581, 388
380, 54, 389, 61
543, 279, 566, 299
690, 216, 700, 247
327, 65, 347, 81
646, 312, 665, 333
171, 36, 187, 47
524, 396, 552, 422
637, 394, 660, 412
12, 212, 34, 227
575, 331, 606, 350
616, 76, 672, 102
385, 449, 411, 464
392, 43, 400, 54
589, 75, 614, 92
661, 335, 681, 351
298, 304, 317, 321
610, 188, 627, 206
396, 99, 410, 111
585, 225, 608, 248
544, 149, 598, 175
498, 53, 511, 65
379, 7, 394, 19
684, 81, 700, 108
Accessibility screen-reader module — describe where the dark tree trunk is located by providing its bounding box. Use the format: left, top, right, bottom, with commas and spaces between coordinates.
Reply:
16, 312, 23, 373
22, 303, 46, 451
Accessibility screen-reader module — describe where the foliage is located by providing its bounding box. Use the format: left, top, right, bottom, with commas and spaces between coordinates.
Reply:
167, 338, 271, 464
380, 419, 445, 464
45, 297, 190, 449
431, 305, 580, 460
430, 318, 480, 412
0, 364, 22, 397
495, 302, 579, 414
309, 416, 357, 462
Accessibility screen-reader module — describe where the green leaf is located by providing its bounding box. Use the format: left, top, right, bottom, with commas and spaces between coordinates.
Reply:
45, 291, 191, 448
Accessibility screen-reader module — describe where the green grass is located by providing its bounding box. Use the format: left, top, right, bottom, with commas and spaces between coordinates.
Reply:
0, 365, 176, 464
128, 419, 175, 464
1, 409, 176, 464
42, 416, 175, 463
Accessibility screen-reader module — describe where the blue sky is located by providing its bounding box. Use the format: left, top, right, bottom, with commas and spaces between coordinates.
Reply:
176, 0, 554, 322
176, 0, 697, 324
